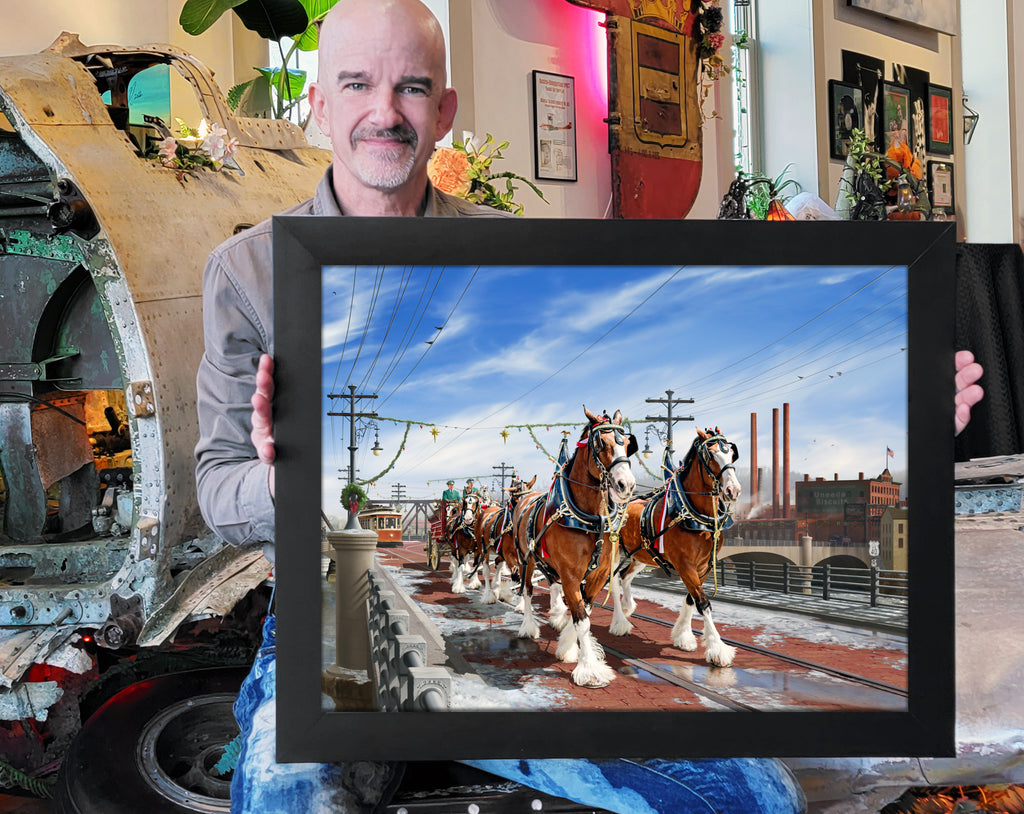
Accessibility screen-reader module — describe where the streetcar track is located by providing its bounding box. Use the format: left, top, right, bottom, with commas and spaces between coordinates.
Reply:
377, 545, 906, 703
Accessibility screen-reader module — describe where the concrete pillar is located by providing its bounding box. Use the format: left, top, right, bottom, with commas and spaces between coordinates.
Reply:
323, 528, 378, 710
799, 534, 814, 594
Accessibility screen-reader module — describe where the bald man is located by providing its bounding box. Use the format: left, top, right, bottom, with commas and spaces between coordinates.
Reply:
194, 1, 511, 811
196, 3, 806, 813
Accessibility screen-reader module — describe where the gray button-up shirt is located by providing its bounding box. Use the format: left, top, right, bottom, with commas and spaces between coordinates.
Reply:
195, 168, 510, 546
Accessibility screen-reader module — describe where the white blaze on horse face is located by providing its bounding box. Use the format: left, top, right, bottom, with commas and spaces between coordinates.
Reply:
607, 436, 636, 504
711, 443, 741, 502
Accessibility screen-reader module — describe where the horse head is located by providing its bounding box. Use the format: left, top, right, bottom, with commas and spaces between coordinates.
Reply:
461, 492, 481, 525
582, 406, 637, 506
506, 474, 537, 509
693, 426, 742, 502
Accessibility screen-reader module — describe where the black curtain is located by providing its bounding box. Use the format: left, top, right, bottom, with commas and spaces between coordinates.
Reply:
954, 243, 1024, 461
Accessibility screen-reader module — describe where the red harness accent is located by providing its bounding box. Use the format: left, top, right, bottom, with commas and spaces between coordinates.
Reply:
539, 480, 557, 558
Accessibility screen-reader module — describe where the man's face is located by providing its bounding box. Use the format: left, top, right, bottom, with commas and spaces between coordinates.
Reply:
310, 11, 456, 198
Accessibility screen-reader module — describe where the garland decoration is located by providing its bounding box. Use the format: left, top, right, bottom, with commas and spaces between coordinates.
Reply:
356, 421, 413, 486
0, 759, 53, 798
341, 482, 368, 510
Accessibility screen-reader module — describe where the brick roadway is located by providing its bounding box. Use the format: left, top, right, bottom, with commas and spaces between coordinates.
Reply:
378, 541, 908, 713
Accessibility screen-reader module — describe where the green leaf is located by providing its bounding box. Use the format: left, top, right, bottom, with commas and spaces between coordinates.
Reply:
255, 67, 307, 100
179, 0, 247, 36
233, 0, 308, 40
228, 76, 274, 116
293, 0, 342, 50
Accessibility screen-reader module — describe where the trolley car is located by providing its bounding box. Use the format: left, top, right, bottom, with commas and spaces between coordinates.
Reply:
358, 505, 404, 547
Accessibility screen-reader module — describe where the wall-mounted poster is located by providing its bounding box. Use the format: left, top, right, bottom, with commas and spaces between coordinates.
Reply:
828, 80, 863, 160
926, 84, 954, 155
892, 65, 929, 170
881, 81, 911, 155
532, 70, 577, 182
847, 0, 957, 36
842, 50, 885, 152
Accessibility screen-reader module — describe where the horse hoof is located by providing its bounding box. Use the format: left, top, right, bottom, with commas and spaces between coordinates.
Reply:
581, 677, 611, 689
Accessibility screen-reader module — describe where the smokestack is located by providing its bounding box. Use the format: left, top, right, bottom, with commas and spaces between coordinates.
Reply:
750, 412, 758, 511
772, 407, 779, 519
783, 403, 791, 519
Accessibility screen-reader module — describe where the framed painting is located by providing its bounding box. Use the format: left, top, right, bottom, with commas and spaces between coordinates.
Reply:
926, 84, 954, 155
274, 218, 956, 762
881, 81, 911, 155
847, 0, 957, 36
829, 79, 864, 159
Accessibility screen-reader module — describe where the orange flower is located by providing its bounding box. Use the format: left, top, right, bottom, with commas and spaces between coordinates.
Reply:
427, 147, 473, 197
766, 198, 795, 221
886, 140, 922, 179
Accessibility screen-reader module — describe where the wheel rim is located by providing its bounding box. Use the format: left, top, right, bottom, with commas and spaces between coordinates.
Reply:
428, 542, 439, 570
136, 693, 238, 812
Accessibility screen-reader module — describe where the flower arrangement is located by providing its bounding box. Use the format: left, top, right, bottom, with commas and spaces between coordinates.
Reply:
692, 0, 731, 122
427, 134, 547, 216
150, 119, 239, 174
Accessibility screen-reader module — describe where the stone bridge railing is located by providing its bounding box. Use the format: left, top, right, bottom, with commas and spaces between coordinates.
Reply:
366, 570, 452, 712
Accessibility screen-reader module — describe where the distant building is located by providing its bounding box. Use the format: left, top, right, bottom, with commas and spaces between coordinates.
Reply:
879, 505, 909, 570
728, 468, 903, 544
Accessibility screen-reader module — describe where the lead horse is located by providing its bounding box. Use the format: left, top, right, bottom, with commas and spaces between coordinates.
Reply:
609, 427, 741, 667
446, 492, 482, 593
512, 407, 637, 687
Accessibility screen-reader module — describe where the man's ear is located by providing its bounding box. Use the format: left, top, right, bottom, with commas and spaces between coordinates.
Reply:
308, 82, 331, 138
436, 87, 458, 140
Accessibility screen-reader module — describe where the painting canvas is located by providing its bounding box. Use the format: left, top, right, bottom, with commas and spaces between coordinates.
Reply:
848, 0, 957, 36
927, 84, 954, 155
881, 81, 911, 155
274, 218, 956, 762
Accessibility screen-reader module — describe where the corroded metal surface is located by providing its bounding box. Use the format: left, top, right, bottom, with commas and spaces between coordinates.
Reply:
0, 35, 330, 708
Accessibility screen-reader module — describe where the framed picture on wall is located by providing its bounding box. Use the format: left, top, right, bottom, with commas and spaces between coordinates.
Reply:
928, 160, 955, 216
828, 80, 864, 160
881, 81, 911, 155
926, 84, 954, 155
532, 70, 577, 182
842, 50, 885, 152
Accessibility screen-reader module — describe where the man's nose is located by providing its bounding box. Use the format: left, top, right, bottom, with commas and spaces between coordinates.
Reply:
366, 88, 404, 129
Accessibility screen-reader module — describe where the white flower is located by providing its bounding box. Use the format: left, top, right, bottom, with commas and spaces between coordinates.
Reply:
158, 136, 178, 167
200, 123, 238, 167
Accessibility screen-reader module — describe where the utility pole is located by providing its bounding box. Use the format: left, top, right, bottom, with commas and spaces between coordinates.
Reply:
492, 462, 515, 499
644, 389, 694, 454
391, 483, 407, 506
326, 384, 378, 485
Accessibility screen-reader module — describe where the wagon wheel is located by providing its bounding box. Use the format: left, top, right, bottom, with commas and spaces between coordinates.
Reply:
427, 539, 441, 570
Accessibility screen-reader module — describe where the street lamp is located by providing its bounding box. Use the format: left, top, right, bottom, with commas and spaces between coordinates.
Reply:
371, 426, 382, 456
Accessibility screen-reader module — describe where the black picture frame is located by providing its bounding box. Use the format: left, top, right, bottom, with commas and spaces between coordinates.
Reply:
892, 65, 930, 170
274, 218, 956, 762
532, 70, 578, 182
828, 79, 864, 160
926, 84, 954, 155
928, 160, 955, 215
842, 50, 885, 151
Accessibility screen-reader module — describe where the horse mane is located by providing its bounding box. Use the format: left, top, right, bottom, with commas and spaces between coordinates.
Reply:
680, 434, 701, 473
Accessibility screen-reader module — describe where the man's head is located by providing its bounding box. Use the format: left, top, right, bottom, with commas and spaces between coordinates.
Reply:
309, 0, 457, 214
446, 479, 454, 488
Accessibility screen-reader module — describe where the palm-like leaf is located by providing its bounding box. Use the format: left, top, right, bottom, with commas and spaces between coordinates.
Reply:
179, 0, 248, 36
293, 0, 342, 51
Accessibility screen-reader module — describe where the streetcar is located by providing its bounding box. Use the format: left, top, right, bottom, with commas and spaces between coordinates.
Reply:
358, 504, 404, 547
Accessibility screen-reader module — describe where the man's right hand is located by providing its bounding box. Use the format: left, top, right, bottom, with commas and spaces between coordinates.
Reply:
251, 354, 276, 495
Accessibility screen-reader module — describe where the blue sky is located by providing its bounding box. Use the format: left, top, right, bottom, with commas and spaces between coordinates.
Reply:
321, 265, 907, 513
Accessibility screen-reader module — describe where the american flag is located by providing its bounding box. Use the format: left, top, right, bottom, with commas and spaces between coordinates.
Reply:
886, 447, 894, 459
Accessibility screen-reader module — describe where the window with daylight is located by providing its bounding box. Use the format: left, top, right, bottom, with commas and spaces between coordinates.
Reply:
730, 0, 759, 174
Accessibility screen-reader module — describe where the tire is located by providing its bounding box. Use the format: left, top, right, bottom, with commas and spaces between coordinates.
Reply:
55, 667, 248, 814
427, 539, 440, 570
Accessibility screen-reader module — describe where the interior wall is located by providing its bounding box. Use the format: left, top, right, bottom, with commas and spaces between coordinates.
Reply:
816, 0, 957, 218
449, 0, 730, 219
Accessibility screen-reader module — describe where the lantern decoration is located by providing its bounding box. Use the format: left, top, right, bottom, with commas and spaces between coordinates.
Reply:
430, 426, 440, 442
500, 429, 510, 444
765, 197, 795, 221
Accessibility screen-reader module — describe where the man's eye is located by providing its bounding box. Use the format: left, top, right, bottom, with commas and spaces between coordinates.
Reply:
343, 82, 367, 92
400, 86, 429, 95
